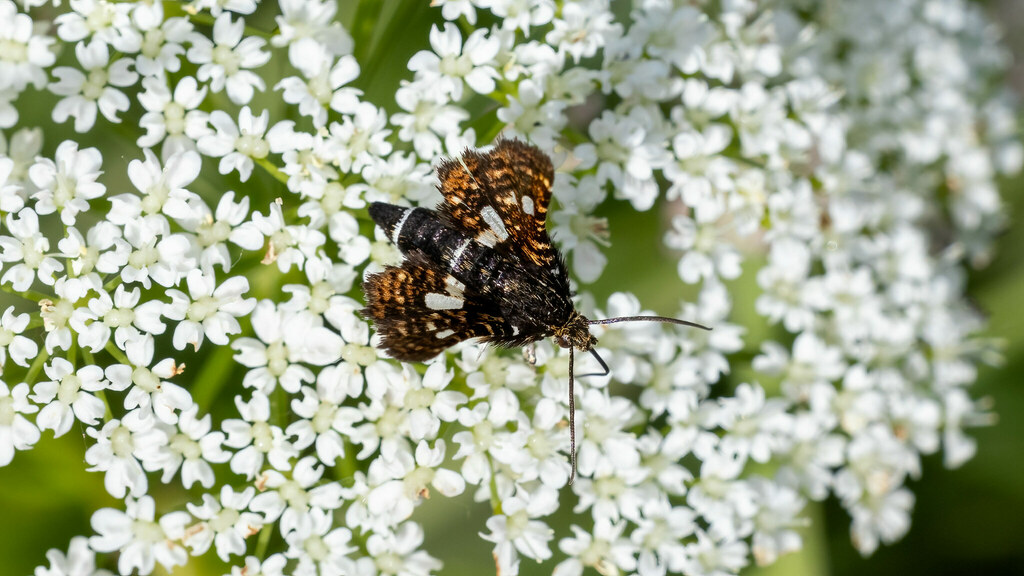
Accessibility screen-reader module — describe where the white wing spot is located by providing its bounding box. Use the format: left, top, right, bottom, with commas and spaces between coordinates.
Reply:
445, 275, 466, 298
512, 325, 520, 336
426, 321, 436, 331
476, 230, 499, 248
480, 206, 509, 242
425, 293, 463, 310
435, 329, 456, 339
391, 208, 412, 245
521, 196, 535, 215
450, 238, 472, 269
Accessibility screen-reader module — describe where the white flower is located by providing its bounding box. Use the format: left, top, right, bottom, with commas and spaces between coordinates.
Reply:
491, 397, 570, 488
40, 276, 99, 353
0, 381, 39, 466
231, 300, 344, 394
574, 108, 671, 210
848, 487, 915, 556
132, 4, 192, 77
0, 306, 38, 371
273, 0, 353, 56
282, 508, 355, 576
137, 75, 210, 157
164, 268, 256, 351
0, 0, 56, 92
84, 409, 167, 498
628, 498, 696, 576
89, 496, 190, 576
486, 0, 554, 34
237, 202, 325, 272
365, 439, 466, 528
358, 151, 435, 206
0, 126, 43, 187
184, 485, 264, 561
286, 364, 364, 465
275, 38, 361, 128
70, 284, 166, 351
28, 140, 106, 226
227, 555, 288, 576
50, 40, 138, 132
31, 358, 107, 437
481, 485, 559, 573
57, 222, 121, 277
54, 0, 138, 52
754, 237, 818, 332
186, 12, 270, 104
157, 404, 229, 489
364, 522, 442, 576
249, 456, 345, 534
108, 149, 202, 226
754, 332, 847, 400
553, 520, 636, 576
197, 106, 270, 182
407, 23, 500, 101
222, 391, 297, 479
0, 156, 23, 212
399, 362, 465, 441
321, 101, 393, 173
749, 479, 806, 566
117, 215, 195, 289
711, 382, 792, 465
105, 335, 193, 425
0, 208, 64, 289
391, 85, 468, 161
678, 530, 749, 576
549, 175, 609, 283
33, 536, 108, 576
191, 0, 258, 16
545, 1, 618, 62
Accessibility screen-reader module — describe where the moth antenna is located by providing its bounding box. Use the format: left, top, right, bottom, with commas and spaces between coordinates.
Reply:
588, 315, 712, 331
577, 348, 611, 379
568, 346, 577, 486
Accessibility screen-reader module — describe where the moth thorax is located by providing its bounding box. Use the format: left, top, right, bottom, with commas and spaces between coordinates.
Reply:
554, 313, 597, 351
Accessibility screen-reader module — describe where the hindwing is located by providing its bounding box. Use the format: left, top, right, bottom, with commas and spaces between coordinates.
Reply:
436, 138, 558, 267
362, 251, 517, 361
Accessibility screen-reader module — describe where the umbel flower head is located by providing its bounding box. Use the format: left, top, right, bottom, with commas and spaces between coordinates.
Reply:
1, 1, 1019, 575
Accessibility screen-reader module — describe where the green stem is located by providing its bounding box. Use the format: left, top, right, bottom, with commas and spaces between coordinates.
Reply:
0, 284, 46, 302
24, 348, 49, 385
255, 157, 289, 186
488, 454, 502, 515
338, 441, 358, 485
105, 342, 131, 366
254, 523, 273, 559
103, 275, 123, 293
189, 343, 239, 412
350, 0, 386, 65
357, 0, 423, 91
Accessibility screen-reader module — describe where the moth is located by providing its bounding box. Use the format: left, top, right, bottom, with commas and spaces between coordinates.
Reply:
361, 138, 709, 483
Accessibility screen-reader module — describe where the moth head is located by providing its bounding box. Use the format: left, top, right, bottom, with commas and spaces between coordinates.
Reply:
553, 313, 598, 351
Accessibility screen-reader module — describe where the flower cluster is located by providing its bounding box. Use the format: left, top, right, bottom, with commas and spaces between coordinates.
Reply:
1, 0, 1018, 575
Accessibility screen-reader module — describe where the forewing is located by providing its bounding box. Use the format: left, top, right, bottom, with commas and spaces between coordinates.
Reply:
436, 138, 558, 267
362, 251, 516, 361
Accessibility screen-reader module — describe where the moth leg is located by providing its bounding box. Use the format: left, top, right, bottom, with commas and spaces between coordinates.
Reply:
522, 343, 537, 366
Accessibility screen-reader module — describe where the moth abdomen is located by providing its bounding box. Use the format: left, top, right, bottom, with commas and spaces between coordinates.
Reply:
369, 202, 469, 267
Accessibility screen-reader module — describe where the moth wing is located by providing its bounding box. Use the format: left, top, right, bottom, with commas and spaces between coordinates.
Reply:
362, 251, 517, 361
436, 138, 559, 267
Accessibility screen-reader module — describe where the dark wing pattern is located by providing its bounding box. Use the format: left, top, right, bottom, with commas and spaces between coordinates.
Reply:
435, 139, 558, 267
362, 251, 517, 361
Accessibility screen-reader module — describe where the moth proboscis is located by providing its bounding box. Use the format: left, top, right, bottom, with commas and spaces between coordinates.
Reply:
361, 138, 710, 484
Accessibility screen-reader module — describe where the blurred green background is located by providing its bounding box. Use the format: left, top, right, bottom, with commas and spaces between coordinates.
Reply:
2, 1, 1023, 575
